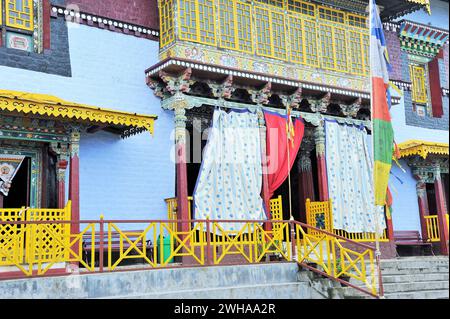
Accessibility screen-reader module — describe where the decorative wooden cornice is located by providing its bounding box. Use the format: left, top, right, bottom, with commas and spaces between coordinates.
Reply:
398, 140, 449, 159
0, 90, 157, 136
398, 20, 449, 57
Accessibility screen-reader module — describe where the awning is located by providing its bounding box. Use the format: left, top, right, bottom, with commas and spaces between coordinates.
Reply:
0, 90, 157, 136
398, 140, 449, 159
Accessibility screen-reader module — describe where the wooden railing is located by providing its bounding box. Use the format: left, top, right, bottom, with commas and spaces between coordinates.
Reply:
425, 214, 449, 242
306, 199, 389, 242
0, 217, 383, 298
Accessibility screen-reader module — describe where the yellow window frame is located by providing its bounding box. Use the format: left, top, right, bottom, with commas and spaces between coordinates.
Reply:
177, 0, 216, 45
317, 5, 346, 25
287, 0, 316, 17
5, 0, 34, 31
410, 64, 428, 104
254, 5, 287, 61
0, 0, 3, 25
347, 13, 368, 28
288, 13, 319, 67
159, 0, 175, 48
218, 0, 253, 54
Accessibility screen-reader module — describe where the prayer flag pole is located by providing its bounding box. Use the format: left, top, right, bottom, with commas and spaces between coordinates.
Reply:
286, 104, 294, 221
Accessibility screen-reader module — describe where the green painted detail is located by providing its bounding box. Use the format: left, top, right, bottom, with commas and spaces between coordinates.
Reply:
373, 118, 394, 165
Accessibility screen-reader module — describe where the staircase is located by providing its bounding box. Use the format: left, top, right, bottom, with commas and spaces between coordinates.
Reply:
333, 256, 449, 299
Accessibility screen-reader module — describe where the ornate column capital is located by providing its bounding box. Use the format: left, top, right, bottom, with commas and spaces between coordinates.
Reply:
69, 128, 81, 158
416, 179, 427, 198
173, 96, 188, 144
314, 122, 326, 156
310, 92, 331, 113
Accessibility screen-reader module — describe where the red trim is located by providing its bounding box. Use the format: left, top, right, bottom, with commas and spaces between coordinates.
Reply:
176, 143, 189, 234
317, 154, 329, 201
58, 160, 68, 209
0, 268, 67, 280
43, 0, 51, 50
417, 191, 430, 242
69, 154, 80, 234
428, 55, 443, 118
435, 177, 449, 255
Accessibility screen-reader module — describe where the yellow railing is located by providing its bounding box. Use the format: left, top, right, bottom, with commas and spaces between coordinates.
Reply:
425, 215, 440, 242
164, 197, 193, 232
159, 0, 370, 76
0, 215, 381, 297
295, 222, 377, 296
306, 199, 389, 242
0, 202, 96, 275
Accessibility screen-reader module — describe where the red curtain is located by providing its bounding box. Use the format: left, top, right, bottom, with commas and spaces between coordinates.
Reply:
428, 53, 443, 118
264, 111, 305, 204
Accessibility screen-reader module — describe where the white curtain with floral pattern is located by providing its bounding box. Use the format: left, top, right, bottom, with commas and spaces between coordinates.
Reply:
193, 109, 266, 232
325, 121, 386, 233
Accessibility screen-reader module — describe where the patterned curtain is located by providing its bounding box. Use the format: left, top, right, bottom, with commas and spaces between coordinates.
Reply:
325, 121, 386, 233
194, 109, 266, 231
0, 155, 25, 196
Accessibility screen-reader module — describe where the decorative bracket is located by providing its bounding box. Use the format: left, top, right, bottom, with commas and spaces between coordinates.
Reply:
341, 97, 362, 118
310, 92, 331, 113
211, 75, 235, 99
250, 82, 272, 105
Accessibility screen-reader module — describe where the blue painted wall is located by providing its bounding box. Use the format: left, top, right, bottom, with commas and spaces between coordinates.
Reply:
389, 0, 449, 233
0, 23, 175, 221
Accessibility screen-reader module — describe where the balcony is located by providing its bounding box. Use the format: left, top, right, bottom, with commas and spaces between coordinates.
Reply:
157, 0, 371, 94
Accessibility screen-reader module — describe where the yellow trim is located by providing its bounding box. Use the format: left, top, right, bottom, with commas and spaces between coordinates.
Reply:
5, 0, 34, 31
0, 0, 3, 25
410, 64, 428, 104
0, 90, 157, 134
397, 140, 449, 159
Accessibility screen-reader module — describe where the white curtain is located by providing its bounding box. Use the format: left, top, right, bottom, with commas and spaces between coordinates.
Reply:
325, 121, 386, 233
194, 109, 266, 231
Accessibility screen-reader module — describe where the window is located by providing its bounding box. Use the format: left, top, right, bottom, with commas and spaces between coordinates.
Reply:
5, 0, 34, 31
289, 14, 319, 66
159, 0, 175, 47
255, 6, 286, 60
410, 64, 428, 104
218, 0, 252, 53
1, 0, 40, 53
179, 0, 215, 45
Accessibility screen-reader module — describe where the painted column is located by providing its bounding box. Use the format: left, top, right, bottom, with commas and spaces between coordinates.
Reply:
298, 131, 315, 223
68, 129, 81, 235
415, 177, 430, 243
314, 122, 329, 201
57, 159, 68, 209
434, 167, 449, 255
174, 98, 189, 233
257, 110, 272, 232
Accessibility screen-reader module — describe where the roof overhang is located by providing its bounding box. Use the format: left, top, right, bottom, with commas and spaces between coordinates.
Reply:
0, 90, 157, 137
372, 0, 431, 21
398, 140, 449, 159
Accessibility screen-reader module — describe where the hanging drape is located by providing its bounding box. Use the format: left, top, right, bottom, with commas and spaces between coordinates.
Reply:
193, 109, 266, 231
264, 111, 305, 201
0, 155, 25, 196
325, 120, 386, 233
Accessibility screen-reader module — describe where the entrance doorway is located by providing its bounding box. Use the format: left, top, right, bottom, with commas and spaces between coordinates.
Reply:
1, 157, 31, 208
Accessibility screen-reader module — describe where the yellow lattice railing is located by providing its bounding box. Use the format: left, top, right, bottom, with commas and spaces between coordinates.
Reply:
306, 199, 389, 242
160, 0, 369, 76
425, 215, 440, 242
0, 202, 96, 276
164, 197, 194, 232
0, 214, 382, 297
295, 222, 377, 296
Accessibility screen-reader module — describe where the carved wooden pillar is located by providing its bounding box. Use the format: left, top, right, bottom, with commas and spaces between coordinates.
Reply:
57, 160, 69, 209
434, 166, 449, 255
257, 110, 271, 218
174, 98, 190, 233
68, 129, 81, 235
415, 177, 430, 242
314, 122, 329, 201
298, 131, 315, 223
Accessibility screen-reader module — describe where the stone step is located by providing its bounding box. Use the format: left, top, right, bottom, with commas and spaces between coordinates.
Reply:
384, 289, 449, 299
380, 258, 449, 270
381, 272, 449, 284
379, 265, 449, 276
382, 281, 449, 293
104, 282, 325, 299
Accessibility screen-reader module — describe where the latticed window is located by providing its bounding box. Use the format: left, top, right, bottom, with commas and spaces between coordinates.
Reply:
3, 0, 34, 31
218, 0, 252, 53
289, 15, 318, 66
410, 64, 428, 104
167, 0, 370, 76
159, 0, 175, 47
287, 0, 315, 16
